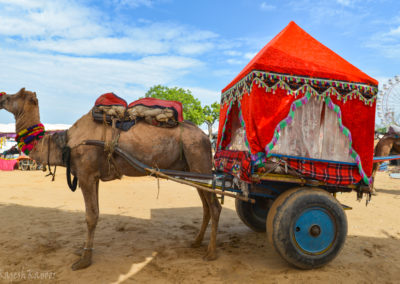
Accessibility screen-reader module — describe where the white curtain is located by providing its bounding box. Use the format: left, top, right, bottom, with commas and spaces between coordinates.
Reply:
228, 127, 249, 151
271, 96, 353, 163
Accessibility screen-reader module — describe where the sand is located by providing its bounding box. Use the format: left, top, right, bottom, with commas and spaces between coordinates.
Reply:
0, 170, 399, 283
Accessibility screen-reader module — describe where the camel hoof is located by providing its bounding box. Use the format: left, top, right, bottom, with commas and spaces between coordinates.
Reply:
73, 248, 83, 256
191, 241, 202, 248
203, 252, 217, 261
371, 190, 378, 196
71, 252, 92, 270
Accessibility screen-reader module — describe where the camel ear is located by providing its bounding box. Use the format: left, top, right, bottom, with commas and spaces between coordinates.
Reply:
18, 87, 26, 94
30, 96, 38, 105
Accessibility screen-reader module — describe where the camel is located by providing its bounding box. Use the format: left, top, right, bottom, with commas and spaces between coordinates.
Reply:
371, 132, 400, 193
0, 88, 222, 270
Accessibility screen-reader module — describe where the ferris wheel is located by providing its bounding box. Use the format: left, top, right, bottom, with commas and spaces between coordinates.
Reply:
377, 75, 400, 127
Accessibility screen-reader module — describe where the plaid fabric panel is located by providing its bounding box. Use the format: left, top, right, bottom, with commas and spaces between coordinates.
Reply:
286, 158, 357, 185
214, 150, 251, 182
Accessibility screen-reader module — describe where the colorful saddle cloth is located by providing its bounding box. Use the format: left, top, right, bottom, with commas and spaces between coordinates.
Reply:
92, 93, 183, 130
214, 150, 252, 182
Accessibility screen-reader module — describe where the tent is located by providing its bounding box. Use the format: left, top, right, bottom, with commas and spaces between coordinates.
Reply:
216, 21, 377, 185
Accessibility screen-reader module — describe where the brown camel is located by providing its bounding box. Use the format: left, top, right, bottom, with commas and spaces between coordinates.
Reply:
371, 134, 400, 193
0, 88, 222, 270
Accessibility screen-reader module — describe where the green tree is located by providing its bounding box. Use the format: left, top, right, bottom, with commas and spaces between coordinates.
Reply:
145, 85, 205, 125
375, 126, 387, 134
203, 102, 220, 139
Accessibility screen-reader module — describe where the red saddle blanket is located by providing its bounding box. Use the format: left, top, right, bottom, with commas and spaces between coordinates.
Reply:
128, 98, 183, 122
94, 93, 183, 122
95, 92, 127, 107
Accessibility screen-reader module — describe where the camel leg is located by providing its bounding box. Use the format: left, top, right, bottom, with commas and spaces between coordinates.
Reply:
191, 189, 211, 248
202, 191, 221, 261
72, 178, 99, 270
181, 132, 221, 260
372, 136, 395, 195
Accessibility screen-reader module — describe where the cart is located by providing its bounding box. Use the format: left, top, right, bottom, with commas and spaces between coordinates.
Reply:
84, 22, 398, 269
17, 156, 37, 171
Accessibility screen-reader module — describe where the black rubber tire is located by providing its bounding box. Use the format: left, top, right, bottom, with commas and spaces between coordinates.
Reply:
235, 196, 272, 232
267, 187, 347, 269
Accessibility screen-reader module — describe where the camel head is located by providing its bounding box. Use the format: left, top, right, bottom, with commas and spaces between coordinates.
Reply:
0, 88, 41, 132
0, 88, 39, 117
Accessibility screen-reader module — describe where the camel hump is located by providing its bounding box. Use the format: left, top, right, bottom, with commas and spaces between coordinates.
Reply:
388, 125, 400, 137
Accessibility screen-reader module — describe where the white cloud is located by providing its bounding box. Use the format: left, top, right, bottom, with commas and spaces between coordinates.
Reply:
186, 87, 220, 105
387, 26, 400, 36
367, 22, 400, 59
244, 52, 256, 60
0, 1, 107, 39
336, 0, 352, 6
224, 50, 241, 56
29, 37, 167, 56
0, 48, 202, 123
113, 0, 154, 8
0, 0, 243, 124
226, 58, 246, 65
0, 1, 219, 57
260, 2, 275, 11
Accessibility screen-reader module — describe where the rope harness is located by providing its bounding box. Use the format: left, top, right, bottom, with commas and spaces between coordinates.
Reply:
103, 117, 122, 176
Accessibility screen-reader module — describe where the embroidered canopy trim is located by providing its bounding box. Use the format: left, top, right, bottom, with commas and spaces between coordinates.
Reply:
221, 71, 378, 106
263, 91, 372, 185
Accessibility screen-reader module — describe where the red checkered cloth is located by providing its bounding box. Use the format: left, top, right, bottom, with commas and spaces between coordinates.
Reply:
214, 150, 251, 182
286, 158, 358, 185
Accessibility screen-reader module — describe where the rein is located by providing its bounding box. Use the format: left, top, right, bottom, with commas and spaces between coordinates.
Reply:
45, 137, 57, 181
62, 146, 78, 192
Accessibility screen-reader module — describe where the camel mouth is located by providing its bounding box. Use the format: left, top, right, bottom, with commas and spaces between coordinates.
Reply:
0, 93, 6, 109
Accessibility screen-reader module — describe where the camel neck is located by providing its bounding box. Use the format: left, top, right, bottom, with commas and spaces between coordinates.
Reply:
15, 116, 42, 135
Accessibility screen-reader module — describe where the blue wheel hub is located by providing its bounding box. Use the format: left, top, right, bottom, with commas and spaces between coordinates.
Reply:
293, 207, 335, 254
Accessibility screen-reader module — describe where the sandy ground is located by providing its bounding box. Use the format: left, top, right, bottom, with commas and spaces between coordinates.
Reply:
0, 170, 399, 283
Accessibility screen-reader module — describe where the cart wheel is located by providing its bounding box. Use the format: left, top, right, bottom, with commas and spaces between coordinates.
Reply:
29, 161, 37, 171
19, 161, 28, 171
235, 196, 272, 232
267, 187, 347, 269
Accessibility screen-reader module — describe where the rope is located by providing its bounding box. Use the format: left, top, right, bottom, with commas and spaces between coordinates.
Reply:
104, 119, 121, 175
44, 136, 57, 181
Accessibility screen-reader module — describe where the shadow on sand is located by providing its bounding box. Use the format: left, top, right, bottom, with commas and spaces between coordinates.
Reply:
375, 187, 400, 196
0, 203, 399, 283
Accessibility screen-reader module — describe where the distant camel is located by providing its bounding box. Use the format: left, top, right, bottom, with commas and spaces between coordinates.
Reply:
0, 88, 221, 270
371, 131, 400, 193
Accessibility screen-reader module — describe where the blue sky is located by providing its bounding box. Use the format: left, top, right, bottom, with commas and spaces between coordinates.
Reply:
0, 0, 399, 125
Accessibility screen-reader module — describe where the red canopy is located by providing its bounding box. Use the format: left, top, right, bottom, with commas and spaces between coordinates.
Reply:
217, 21, 378, 185
223, 21, 377, 93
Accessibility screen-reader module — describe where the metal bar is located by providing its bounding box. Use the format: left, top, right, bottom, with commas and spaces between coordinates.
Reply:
145, 168, 255, 204
83, 140, 147, 173
254, 173, 306, 184
373, 155, 400, 163
160, 169, 213, 180
83, 140, 255, 203
270, 153, 357, 166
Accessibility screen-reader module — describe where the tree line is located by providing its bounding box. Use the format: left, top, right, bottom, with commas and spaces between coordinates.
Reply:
145, 85, 220, 138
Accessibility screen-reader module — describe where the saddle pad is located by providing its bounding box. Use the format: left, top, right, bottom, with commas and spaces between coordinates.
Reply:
95, 92, 127, 107
128, 98, 183, 122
